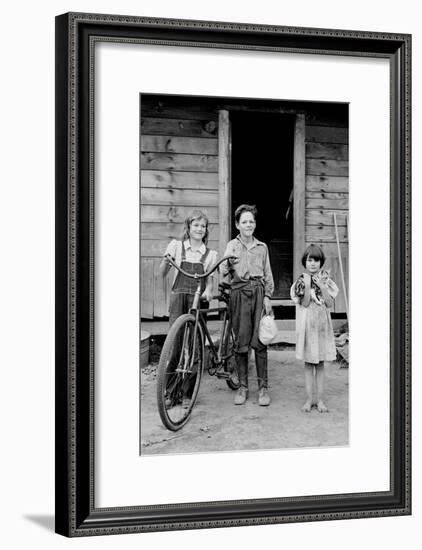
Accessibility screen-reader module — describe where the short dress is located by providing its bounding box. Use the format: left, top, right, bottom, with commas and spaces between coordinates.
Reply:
290, 273, 339, 364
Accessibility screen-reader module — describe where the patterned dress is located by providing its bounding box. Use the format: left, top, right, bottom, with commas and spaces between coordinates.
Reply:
290, 272, 339, 364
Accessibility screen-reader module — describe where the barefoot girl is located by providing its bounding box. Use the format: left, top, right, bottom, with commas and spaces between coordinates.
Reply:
221, 204, 274, 406
290, 244, 339, 413
160, 210, 217, 325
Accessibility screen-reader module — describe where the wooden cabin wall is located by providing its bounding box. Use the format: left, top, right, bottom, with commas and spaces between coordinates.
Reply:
140, 98, 219, 318
305, 114, 349, 313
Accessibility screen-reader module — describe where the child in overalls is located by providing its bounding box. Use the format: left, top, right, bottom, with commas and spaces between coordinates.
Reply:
221, 204, 274, 406
160, 211, 217, 405
160, 210, 217, 324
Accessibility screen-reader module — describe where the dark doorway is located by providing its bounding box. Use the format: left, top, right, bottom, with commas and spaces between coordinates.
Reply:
230, 111, 295, 299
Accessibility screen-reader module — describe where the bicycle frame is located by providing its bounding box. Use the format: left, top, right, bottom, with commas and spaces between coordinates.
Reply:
189, 280, 233, 376
156, 254, 239, 431
163, 253, 237, 376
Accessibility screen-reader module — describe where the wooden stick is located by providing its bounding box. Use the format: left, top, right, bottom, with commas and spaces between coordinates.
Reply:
333, 212, 349, 317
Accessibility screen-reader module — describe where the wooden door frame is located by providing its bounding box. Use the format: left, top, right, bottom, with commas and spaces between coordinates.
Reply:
293, 113, 306, 281
218, 109, 305, 282
218, 109, 231, 255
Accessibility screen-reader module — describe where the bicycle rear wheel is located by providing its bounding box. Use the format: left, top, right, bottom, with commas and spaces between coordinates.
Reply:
156, 314, 204, 431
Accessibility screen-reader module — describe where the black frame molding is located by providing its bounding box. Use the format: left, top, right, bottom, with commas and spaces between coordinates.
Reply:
55, 12, 411, 537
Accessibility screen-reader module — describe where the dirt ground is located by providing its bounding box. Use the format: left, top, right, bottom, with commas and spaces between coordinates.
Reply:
140, 349, 349, 456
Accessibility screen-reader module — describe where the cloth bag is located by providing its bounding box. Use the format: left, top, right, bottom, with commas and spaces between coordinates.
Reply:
259, 312, 278, 345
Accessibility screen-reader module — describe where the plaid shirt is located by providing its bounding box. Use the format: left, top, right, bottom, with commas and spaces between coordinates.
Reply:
221, 236, 274, 298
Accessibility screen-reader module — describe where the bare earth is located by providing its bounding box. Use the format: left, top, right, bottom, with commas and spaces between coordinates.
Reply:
140, 349, 349, 456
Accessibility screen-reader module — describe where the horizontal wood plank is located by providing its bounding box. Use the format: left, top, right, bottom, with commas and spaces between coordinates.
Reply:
306, 125, 348, 144
141, 152, 218, 173
141, 117, 218, 138
141, 239, 219, 257
305, 111, 348, 128
141, 135, 218, 155
306, 211, 348, 226
141, 187, 218, 207
141, 170, 218, 190
306, 226, 348, 242
141, 222, 219, 241
141, 205, 219, 223
306, 159, 348, 177
306, 175, 349, 193
306, 142, 348, 161
141, 100, 218, 121
306, 190, 348, 200
306, 197, 349, 210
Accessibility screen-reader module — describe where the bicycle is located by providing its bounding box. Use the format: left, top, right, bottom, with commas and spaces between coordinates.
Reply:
156, 255, 239, 431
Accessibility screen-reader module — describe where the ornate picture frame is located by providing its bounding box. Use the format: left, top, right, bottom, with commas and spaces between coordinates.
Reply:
55, 12, 411, 536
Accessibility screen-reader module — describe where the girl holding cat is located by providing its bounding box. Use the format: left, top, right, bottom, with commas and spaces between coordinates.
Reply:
290, 244, 339, 413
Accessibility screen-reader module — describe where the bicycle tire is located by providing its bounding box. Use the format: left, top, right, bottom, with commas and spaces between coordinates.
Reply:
156, 314, 204, 431
225, 329, 240, 391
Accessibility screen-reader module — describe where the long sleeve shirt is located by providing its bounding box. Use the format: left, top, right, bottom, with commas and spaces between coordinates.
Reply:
221, 235, 274, 298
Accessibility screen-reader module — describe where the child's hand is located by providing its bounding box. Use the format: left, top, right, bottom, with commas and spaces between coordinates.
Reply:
303, 272, 311, 287
310, 288, 323, 305
163, 254, 174, 266
311, 275, 321, 288
312, 272, 328, 288
201, 289, 213, 303
263, 296, 272, 315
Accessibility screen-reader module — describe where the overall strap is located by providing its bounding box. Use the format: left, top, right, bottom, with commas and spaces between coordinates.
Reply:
180, 240, 186, 262
199, 247, 210, 264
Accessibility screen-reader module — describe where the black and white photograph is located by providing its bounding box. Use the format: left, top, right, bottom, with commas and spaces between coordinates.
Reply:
52, 7, 411, 540
140, 93, 349, 455
1, 0, 417, 546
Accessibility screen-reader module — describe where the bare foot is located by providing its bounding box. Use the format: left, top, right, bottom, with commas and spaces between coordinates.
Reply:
301, 400, 312, 413
317, 400, 329, 413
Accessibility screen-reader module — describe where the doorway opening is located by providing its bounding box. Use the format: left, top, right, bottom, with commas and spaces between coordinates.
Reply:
230, 111, 295, 299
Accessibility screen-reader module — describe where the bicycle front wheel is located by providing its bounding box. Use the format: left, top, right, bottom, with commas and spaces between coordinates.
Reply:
156, 314, 204, 431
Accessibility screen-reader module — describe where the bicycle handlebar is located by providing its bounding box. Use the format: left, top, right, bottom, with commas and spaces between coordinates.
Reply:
164, 254, 237, 280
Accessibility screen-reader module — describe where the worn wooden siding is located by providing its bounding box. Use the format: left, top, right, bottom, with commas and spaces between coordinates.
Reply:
305, 116, 349, 313
140, 100, 219, 319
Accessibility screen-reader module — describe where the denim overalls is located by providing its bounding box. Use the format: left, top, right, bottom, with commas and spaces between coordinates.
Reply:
168, 242, 210, 326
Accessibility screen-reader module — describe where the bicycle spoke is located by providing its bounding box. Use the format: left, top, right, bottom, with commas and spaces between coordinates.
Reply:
157, 314, 203, 430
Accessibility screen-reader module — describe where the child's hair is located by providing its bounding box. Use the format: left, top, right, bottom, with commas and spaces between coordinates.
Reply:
182, 210, 209, 244
234, 204, 258, 224
301, 243, 326, 268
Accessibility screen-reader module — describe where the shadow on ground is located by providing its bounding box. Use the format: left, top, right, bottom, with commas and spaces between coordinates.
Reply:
23, 515, 55, 532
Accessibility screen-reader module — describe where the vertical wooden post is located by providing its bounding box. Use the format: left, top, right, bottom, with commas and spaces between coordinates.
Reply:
334, 212, 349, 317
293, 114, 306, 280
218, 110, 231, 257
